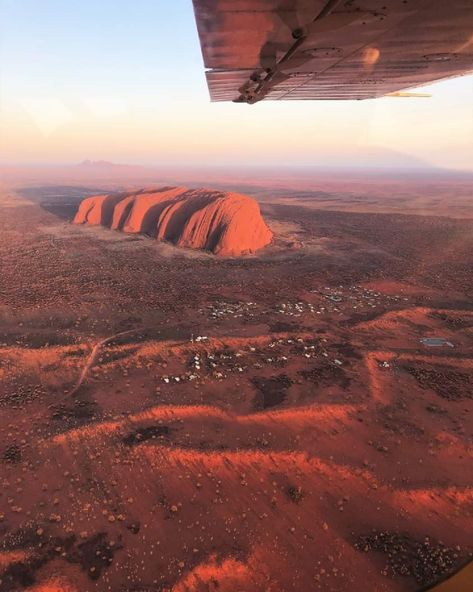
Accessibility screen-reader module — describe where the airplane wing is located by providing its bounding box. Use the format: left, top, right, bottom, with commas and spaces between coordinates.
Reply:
192, 0, 473, 103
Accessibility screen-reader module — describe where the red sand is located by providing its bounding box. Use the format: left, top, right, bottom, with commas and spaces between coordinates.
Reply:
1, 176, 472, 592
73, 187, 273, 256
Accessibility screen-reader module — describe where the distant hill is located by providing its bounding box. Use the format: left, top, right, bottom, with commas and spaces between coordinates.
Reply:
78, 160, 119, 168
76, 159, 151, 172
340, 146, 435, 170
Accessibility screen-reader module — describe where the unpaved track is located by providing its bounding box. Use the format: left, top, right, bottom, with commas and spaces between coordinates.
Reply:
70, 329, 142, 396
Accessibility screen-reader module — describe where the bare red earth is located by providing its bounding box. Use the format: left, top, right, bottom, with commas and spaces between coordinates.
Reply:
1, 173, 472, 592
73, 187, 273, 256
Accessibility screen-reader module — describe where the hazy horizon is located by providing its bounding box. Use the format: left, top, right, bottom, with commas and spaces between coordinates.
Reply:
3, 156, 473, 176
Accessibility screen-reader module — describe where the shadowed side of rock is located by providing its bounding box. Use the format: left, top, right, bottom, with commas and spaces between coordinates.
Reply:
121, 187, 188, 235
73, 186, 273, 256
73, 193, 122, 226
74, 187, 166, 227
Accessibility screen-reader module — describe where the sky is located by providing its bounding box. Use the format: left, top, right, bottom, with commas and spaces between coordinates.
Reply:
0, 0, 472, 170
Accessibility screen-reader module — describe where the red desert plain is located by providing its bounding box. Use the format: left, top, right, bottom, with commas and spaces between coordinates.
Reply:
0, 163, 472, 592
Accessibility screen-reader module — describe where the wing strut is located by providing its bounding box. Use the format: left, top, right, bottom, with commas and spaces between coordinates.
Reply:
236, 0, 344, 104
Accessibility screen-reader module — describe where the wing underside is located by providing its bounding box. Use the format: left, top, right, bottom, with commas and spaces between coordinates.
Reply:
192, 0, 473, 102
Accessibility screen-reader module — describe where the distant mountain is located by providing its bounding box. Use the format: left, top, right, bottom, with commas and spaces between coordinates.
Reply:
73, 159, 162, 180
347, 146, 435, 170
285, 146, 436, 171
76, 149, 434, 174
77, 159, 137, 169
78, 159, 113, 167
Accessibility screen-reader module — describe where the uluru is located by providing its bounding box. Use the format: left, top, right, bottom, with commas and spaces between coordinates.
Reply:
73, 186, 273, 256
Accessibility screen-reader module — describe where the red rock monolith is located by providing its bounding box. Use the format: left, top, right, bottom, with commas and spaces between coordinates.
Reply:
73, 186, 273, 256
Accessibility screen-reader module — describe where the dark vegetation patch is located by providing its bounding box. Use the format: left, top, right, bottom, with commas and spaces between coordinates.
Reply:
99, 348, 138, 364
402, 363, 472, 400
67, 532, 118, 580
62, 347, 86, 358
51, 395, 98, 428
333, 342, 363, 359
342, 309, 386, 326
429, 311, 473, 330
269, 321, 301, 333
0, 527, 120, 590
197, 440, 230, 451
378, 405, 425, 437
0, 383, 46, 408
0, 525, 43, 551
113, 316, 144, 332
252, 374, 292, 410
0, 332, 75, 348
287, 485, 305, 504
274, 203, 473, 294
122, 425, 170, 446
126, 521, 141, 535
425, 403, 447, 415
299, 363, 350, 389
1, 557, 39, 590
105, 332, 145, 347
355, 531, 460, 586
25, 332, 76, 347
2, 443, 22, 464
140, 325, 192, 342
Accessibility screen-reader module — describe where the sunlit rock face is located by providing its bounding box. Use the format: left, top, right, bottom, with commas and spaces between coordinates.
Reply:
73, 186, 273, 256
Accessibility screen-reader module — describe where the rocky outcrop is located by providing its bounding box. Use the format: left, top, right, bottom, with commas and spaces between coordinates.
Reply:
73, 192, 126, 227
120, 187, 187, 235
73, 186, 272, 256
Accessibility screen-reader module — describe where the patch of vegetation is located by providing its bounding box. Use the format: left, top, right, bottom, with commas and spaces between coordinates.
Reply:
355, 531, 459, 586
287, 485, 304, 504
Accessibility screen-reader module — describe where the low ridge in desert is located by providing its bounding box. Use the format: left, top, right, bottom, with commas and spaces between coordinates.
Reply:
0, 164, 472, 592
